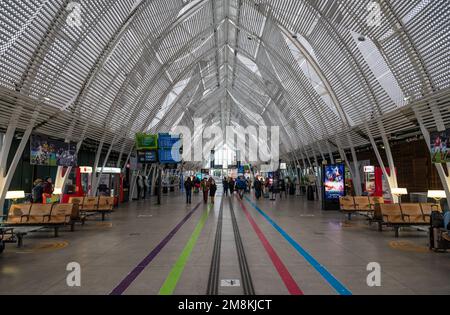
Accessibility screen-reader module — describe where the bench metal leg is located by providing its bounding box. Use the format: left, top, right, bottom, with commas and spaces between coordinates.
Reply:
378, 222, 382, 232
394, 226, 399, 238
17, 235, 24, 248
71, 222, 75, 232
101, 212, 105, 221
348, 213, 352, 221
54, 227, 59, 238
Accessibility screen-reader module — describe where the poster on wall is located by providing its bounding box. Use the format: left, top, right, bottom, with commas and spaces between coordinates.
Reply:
30, 135, 77, 166
430, 129, 450, 163
323, 164, 345, 200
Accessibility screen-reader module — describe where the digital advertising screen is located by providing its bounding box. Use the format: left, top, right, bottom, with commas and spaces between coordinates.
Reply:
323, 164, 345, 200
137, 150, 157, 164
430, 129, 450, 163
31, 135, 77, 166
135, 133, 158, 150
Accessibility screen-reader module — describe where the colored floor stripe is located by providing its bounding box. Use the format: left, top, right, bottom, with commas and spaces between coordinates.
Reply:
236, 198, 303, 295
110, 202, 202, 295
159, 203, 214, 295
244, 196, 352, 295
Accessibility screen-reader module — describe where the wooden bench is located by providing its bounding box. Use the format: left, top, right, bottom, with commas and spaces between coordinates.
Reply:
2, 203, 76, 237
69, 196, 114, 221
339, 196, 356, 220
339, 196, 383, 220
377, 203, 434, 237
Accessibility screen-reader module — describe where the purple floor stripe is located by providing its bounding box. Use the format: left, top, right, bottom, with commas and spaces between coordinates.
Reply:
110, 202, 202, 295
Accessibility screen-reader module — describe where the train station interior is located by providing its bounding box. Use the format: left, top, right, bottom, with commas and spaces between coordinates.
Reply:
0, 0, 449, 296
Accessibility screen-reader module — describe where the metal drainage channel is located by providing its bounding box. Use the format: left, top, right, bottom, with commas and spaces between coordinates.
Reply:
206, 197, 255, 295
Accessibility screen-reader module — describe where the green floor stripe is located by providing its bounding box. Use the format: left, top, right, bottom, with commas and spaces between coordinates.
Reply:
159, 203, 213, 295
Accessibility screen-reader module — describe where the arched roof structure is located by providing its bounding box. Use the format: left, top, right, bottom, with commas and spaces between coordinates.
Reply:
0, 0, 449, 162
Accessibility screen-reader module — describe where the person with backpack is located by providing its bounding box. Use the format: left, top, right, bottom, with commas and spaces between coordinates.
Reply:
209, 179, 217, 204
32, 178, 44, 203
184, 177, 193, 204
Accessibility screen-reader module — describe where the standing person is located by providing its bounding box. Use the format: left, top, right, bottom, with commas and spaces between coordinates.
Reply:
209, 179, 217, 204
136, 175, 144, 200
280, 178, 286, 198
228, 177, 235, 195
42, 177, 54, 195
32, 179, 44, 203
143, 175, 149, 199
271, 177, 279, 200
222, 177, 229, 196
264, 177, 270, 194
201, 178, 209, 203
194, 177, 200, 194
254, 177, 262, 200
236, 176, 246, 199
184, 177, 192, 204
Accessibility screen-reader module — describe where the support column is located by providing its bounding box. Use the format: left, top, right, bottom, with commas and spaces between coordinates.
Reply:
325, 140, 335, 164
0, 109, 39, 210
365, 122, 399, 203
90, 136, 106, 196
93, 136, 118, 196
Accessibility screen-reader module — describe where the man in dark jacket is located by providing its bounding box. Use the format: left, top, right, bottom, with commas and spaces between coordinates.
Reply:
222, 177, 229, 196
254, 178, 262, 199
184, 177, 193, 204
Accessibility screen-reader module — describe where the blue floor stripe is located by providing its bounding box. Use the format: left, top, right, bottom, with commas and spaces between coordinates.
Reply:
244, 196, 352, 295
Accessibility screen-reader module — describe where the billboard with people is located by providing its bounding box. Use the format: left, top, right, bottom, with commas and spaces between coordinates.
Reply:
323, 164, 345, 200
30, 135, 77, 166
430, 129, 450, 163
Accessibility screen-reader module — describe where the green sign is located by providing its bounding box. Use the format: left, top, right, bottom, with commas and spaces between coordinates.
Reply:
135, 133, 158, 150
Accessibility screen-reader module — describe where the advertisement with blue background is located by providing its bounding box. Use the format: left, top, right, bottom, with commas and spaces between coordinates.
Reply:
323, 164, 345, 200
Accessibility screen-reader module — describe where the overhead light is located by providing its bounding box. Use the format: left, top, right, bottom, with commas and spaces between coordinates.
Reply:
5, 191, 25, 200
391, 188, 408, 195
427, 190, 446, 200
292, 34, 297, 39
358, 35, 366, 42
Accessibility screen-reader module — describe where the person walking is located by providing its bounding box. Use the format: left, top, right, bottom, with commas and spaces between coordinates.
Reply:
209, 179, 217, 204
236, 176, 246, 199
228, 177, 235, 195
201, 178, 210, 203
222, 177, 229, 196
254, 177, 262, 200
184, 177, 193, 204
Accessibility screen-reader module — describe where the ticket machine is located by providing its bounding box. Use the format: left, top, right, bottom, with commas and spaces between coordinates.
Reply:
61, 166, 92, 203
